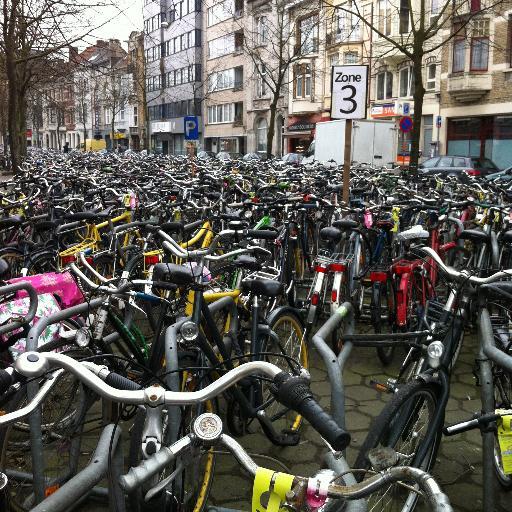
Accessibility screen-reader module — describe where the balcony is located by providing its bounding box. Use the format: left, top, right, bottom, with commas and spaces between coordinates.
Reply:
447, 72, 492, 103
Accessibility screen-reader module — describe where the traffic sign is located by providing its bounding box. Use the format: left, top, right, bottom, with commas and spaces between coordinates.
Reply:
436, 116, 442, 128
399, 116, 413, 133
330, 65, 368, 120
403, 102, 410, 115
184, 116, 199, 140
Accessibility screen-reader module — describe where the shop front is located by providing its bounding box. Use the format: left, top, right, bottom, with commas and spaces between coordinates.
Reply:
151, 118, 202, 155
203, 136, 246, 155
446, 116, 512, 169
284, 114, 324, 154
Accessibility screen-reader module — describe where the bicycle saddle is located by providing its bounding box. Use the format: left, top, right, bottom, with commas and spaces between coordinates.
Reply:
458, 229, 490, 244
320, 226, 342, 242
241, 279, 284, 298
502, 230, 512, 243
233, 255, 262, 272
332, 219, 359, 230
0, 216, 23, 230
0, 258, 9, 279
152, 262, 203, 286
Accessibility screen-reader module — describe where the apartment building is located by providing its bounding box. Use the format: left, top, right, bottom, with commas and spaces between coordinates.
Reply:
143, 0, 203, 154
439, 3, 512, 168
202, 0, 246, 154
285, 0, 327, 153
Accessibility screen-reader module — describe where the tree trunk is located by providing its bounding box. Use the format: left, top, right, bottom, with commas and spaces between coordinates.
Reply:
410, 57, 425, 171
111, 115, 115, 151
266, 95, 279, 159
5, 55, 21, 172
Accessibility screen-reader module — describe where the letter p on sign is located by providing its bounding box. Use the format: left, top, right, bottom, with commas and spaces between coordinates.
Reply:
330, 65, 368, 120
184, 116, 199, 140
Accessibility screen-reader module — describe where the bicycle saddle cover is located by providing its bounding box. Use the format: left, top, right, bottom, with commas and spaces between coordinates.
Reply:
396, 225, 429, 242
320, 226, 342, 242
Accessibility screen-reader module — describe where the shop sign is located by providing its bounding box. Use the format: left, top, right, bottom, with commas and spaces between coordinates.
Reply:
371, 103, 396, 118
288, 122, 315, 132
152, 121, 172, 133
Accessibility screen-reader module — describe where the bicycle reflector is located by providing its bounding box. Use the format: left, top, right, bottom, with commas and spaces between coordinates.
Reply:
311, 292, 320, 305
60, 255, 76, 265
144, 254, 160, 266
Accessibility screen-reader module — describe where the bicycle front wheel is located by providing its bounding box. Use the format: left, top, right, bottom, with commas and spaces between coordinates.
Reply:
355, 380, 441, 512
261, 309, 308, 433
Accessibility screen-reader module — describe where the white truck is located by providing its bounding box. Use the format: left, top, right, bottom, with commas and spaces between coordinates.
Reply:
310, 119, 397, 167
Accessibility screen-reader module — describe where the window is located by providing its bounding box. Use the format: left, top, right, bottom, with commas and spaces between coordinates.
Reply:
207, 103, 235, 124
255, 16, 268, 44
257, 64, 267, 97
134, 106, 138, 126
256, 118, 268, 152
470, 19, 490, 71
344, 51, 359, 64
399, 0, 409, 34
378, 0, 391, 36
399, 66, 414, 97
376, 71, 393, 100
430, 0, 439, 16
426, 63, 436, 90
208, 68, 235, 91
452, 23, 466, 72
294, 64, 312, 98
120, 101, 125, 121
207, 0, 234, 26
470, 0, 481, 12
334, 2, 361, 42
208, 34, 235, 58
298, 15, 319, 54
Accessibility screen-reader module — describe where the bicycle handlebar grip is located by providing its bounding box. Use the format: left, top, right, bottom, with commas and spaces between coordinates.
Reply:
271, 372, 350, 451
104, 372, 142, 391
119, 445, 177, 492
246, 229, 278, 240
443, 412, 500, 436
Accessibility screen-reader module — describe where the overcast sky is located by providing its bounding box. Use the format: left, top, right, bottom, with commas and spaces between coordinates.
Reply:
82, 0, 144, 49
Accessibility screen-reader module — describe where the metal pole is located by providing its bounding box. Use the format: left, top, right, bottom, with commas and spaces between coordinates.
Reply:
343, 119, 352, 204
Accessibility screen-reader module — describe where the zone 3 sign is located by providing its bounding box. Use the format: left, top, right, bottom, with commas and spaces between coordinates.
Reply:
330, 65, 368, 120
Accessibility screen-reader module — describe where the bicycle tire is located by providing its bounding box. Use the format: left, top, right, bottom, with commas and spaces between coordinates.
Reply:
493, 367, 512, 490
372, 281, 395, 366
0, 347, 95, 511
354, 380, 441, 512
260, 308, 308, 433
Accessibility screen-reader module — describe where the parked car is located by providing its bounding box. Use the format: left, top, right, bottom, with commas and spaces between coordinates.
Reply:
419, 156, 500, 179
485, 166, 512, 183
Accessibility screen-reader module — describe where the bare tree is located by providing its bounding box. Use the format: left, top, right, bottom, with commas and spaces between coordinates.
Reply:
231, 0, 326, 157
0, 0, 111, 170
330, 0, 505, 169
102, 63, 130, 150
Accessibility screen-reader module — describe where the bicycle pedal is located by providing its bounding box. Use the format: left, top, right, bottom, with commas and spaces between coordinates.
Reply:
369, 379, 395, 394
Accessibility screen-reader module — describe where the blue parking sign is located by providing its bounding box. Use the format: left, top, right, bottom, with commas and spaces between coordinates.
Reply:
184, 116, 199, 140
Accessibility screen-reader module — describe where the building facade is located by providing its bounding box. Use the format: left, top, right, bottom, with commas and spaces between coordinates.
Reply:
439, 4, 512, 169
202, 0, 246, 154
143, 0, 203, 155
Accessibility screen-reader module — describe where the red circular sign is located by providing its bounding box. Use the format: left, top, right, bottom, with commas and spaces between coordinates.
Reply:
399, 116, 413, 133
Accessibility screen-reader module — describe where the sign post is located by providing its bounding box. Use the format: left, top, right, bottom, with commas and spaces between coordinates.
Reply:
330, 65, 368, 204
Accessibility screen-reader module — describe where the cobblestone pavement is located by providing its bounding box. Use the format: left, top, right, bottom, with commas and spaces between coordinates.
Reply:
207, 331, 510, 512
82, 328, 509, 512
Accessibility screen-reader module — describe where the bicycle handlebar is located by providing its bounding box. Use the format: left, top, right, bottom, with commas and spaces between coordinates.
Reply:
413, 246, 512, 285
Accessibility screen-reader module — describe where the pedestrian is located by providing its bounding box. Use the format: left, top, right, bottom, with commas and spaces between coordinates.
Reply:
63, 141, 70, 153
